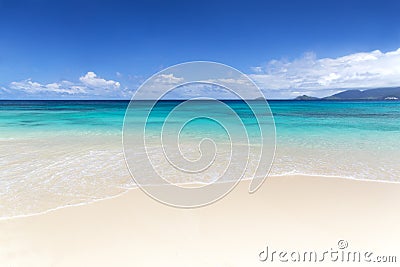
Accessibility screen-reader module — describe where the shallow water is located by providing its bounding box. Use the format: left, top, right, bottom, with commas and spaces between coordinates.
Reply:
1, 100, 399, 218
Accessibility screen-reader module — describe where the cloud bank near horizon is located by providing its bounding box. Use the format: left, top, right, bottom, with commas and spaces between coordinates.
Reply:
1, 72, 129, 99
1, 48, 400, 99
251, 48, 400, 98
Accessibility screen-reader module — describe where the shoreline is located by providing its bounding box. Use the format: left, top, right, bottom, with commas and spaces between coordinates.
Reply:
2, 173, 400, 222
1, 174, 400, 266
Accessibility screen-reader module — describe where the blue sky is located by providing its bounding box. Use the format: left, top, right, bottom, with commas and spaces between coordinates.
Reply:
0, 0, 399, 99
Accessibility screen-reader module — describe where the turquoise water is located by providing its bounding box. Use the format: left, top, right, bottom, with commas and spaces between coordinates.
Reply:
0, 100, 126, 138
1, 100, 399, 151
1, 100, 399, 134
1, 100, 400, 218
273, 101, 400, 153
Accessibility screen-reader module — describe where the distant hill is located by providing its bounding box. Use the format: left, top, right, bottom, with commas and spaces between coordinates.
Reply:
324, 87, 400, 100
293, 87, 400, 100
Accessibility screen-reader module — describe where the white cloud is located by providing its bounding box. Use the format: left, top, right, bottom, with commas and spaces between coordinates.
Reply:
153, 73, 184, 85
139, 74, 263, 100
5, 48, 400, 100
0, 86, 10, 94
164, 83, 240, 99
206, 77, 252, 86
79, 71, 120, 90
140, 74, 259, 99
250, 48, 400, 98
9, 79, 86, 95
251, 66, 263, 73
5, 72, 126, 98
130, 73, 185, 99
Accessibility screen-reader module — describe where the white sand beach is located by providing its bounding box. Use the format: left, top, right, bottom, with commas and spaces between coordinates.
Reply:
2, 0, 400, 266
1, 175, 399, 266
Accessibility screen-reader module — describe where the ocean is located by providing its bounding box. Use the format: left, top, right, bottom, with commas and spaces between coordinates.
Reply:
1, 100, 399, 218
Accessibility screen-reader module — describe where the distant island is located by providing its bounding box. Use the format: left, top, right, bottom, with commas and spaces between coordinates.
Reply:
294, 87, 400, 100
294, 95, 319, 100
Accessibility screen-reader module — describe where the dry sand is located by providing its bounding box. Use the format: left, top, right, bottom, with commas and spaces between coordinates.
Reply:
1, 175, 399, 266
